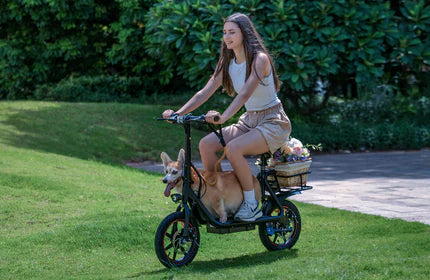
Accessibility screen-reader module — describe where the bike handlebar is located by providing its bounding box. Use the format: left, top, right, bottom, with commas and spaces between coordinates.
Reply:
158, 113, 219, 124
158, 113, 225, 147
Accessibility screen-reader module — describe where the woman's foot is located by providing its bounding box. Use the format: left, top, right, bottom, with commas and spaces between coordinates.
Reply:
234, 200, 262, 221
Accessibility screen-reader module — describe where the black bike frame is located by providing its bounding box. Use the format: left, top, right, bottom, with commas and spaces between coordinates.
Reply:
178, 118, 307, 236
159, 113, 312, 237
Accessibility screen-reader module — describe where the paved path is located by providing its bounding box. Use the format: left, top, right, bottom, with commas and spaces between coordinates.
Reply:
130, 150, 430, 225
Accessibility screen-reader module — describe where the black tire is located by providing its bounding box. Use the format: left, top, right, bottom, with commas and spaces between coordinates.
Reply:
258, 199, 301, 251
154, 211, 200, 268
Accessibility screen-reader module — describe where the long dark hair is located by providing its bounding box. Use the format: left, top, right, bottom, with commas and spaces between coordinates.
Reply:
214, 13, 280, 97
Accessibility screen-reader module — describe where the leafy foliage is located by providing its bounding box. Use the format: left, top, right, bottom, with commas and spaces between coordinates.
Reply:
34, 75, 155, 103
293, 94, 430, 151
105, 0, 157, 75
0, 0, 119, 99
144, 0, 429, 113
0, 0, 429, 115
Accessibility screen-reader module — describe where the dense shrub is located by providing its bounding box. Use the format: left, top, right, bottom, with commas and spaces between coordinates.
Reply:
292, 93, 430, 151
0, 0, 119, 99
1, 0, 428, 118
324, 94, 430, 126
386, 0, 430, 96
106, 0, 158, 75
293, 118, 429, 152
145, 0, 429, 113
34, 75, 153, 103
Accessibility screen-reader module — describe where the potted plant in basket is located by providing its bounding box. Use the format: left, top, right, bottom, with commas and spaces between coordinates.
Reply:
267, 138, 322, 187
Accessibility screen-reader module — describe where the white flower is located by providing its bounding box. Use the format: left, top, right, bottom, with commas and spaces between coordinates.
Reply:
287, 138, 303, 148
302, 148, 310, 157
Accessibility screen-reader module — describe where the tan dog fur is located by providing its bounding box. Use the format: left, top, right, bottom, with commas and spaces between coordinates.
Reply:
161, 149, 261, 223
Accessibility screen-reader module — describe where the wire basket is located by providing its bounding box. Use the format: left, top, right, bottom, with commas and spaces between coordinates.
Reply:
269, 160, 312, 188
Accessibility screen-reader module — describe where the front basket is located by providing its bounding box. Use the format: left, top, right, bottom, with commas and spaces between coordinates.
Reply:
269, 160, 312, 187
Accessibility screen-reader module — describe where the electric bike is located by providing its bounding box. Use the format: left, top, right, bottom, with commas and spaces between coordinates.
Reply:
155, 113, 312, 268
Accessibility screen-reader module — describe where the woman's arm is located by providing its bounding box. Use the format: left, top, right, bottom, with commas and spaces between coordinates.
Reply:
162, 72, 222, 119
208, 52, 270, 123
175, 73, 222, 115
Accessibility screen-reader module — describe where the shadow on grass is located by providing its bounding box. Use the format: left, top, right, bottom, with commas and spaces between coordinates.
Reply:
192, 249, 298, 269
131, 249, 298, 277
0, 102, 207, 163
0, 102, 177, 163
3, 102, 430, 180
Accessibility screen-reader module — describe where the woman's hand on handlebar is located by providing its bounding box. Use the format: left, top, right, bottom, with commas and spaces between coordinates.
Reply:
162, 109, 175, 119
161, 109, 222, 124
205, 110, 223, 124
162, 109, 179, 123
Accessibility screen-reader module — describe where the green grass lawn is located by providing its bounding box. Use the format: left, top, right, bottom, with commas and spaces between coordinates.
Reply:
0, 101, 205, 163
1, 101, 429, 279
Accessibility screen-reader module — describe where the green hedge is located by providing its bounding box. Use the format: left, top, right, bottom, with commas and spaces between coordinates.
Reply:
292, 94, 430, 151
294, 120, 429, 152
1, 0, 429, 111
34, 75, 153, 103
144, 0, 430, 113
0, 0, 120, 99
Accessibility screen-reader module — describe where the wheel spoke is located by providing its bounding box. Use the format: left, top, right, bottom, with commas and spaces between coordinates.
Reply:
172, 248, 178, 260
165, 242, 173, 251
180, 245, 187, 255
168, 221, 188, 261
156, 213, 200, 268
258, 201, 301, 251
281, 233, 288, 244
273, 233, 279, 244
170, 222, 178, 237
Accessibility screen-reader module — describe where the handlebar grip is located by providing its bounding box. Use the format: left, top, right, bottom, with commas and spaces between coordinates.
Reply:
213, 116, 220, 122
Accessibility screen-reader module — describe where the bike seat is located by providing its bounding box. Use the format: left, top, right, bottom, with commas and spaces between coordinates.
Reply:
256, 152, 272, 166
261, 152, 272, 159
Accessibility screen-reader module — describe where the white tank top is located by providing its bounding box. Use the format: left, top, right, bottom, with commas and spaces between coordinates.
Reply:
229, 58, 280, 111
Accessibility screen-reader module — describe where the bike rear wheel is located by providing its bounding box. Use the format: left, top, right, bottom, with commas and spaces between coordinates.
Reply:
258, 199, 301, 250
154, 211, 200, 268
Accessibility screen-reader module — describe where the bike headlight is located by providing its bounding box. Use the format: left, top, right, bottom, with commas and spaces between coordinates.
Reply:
170, 193, 182, 203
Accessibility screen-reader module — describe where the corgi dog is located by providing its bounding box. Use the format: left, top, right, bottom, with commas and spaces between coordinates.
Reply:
161, 149, 261, 223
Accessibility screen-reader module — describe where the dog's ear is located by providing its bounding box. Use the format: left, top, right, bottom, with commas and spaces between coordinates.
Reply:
178, 149, 185, 165
160, 152, 172, 168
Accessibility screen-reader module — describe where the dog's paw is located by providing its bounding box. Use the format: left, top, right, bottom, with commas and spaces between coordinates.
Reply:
219, 216, 227, 223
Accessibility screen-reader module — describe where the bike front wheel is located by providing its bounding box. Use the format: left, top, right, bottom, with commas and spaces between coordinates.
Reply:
258, 199, 301, 251
154, 211, 200, 268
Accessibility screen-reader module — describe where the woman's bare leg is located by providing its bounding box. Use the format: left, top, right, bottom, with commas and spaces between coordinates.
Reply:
225, 129, 269, 191
199, 132, 224, 172
225, 129, 269, 221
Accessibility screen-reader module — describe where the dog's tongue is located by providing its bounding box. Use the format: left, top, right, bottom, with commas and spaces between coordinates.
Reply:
164, 183, 174, 197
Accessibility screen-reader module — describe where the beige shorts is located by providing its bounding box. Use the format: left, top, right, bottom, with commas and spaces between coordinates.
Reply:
221, 103, 291, 154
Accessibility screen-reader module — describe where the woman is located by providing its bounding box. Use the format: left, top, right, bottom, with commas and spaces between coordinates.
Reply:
162, 13, 291, 222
